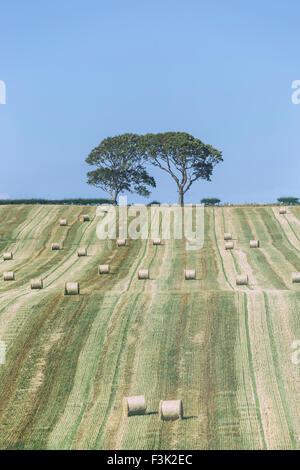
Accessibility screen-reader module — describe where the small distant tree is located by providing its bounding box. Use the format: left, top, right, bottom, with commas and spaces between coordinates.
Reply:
147, 200, 161, 206
277, 197, 299, 205
86, 134, 155, 204
201, 198, 221, 206
140, 132, 222, 206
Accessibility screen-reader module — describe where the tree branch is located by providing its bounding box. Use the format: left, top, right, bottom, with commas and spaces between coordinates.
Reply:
153, 157, 180, 186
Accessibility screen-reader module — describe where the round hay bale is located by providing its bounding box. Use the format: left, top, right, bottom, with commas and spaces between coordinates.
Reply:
51, 243, 61, 251
152, 238, 161, 245
279, 208, 287, 214
159, 400, 183, 421
225, 241, 234, 250
59, 218, 68, 226
81, 214, 90, 222
292, 272, 300, 283
250, 240, 260, 248
3, 252, 13, 261
98, 264, 110, 274
117, 239, 126, 246
224, 233, 232, 240
184, 269, 196, 280
64, 282, 80, 295
77, 248, 87, 257
138, 269, 149, 279
236, 274, 248, 286
123, 395, 147, 417
3, 271, 14, 281
31, 278, 43, 289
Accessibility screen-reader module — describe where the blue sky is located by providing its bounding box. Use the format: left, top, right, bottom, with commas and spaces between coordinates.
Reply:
0, 0, 299, 204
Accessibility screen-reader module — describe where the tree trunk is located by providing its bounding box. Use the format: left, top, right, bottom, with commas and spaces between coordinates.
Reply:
178, 190, 184, 206
111, 191, 118, 205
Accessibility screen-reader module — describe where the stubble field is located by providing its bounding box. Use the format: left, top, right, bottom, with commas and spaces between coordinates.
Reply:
0, 204, 299, 450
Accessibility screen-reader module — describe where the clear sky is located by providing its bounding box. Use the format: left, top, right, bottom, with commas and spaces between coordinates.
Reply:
0, 0, 299, 204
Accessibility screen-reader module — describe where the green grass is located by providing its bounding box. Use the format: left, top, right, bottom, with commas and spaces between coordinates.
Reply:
0, 205, 299, 449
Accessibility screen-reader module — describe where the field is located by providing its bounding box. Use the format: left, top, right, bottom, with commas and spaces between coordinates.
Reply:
0, 204, 300, 450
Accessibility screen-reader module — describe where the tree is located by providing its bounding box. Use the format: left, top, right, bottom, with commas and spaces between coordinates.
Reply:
147, 200, 161, 206
277, 197, 299, 205
201, 198, 221, 206
86, 134, 156, 204
140, 132, 222, 205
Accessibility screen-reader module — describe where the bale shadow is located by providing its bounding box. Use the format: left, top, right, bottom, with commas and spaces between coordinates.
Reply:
182, 415, 197, 420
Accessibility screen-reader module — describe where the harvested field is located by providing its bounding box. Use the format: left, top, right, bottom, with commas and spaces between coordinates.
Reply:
0, 205, 299, 449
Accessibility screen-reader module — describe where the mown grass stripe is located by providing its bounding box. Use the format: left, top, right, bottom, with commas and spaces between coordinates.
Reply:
57, 295, 120, 450
212, 209, 234, 290
94, 293, 142, 448
263, 292, 299, 448
243, 293, 267, 449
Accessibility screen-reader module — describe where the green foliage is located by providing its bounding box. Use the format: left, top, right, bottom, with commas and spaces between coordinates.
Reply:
147, 200, 161, 206
86, 133, 155, 203
201, 198, 221, 205
277, 197, 299, 205
140, 132, 222, 205
0, 198, 114, 206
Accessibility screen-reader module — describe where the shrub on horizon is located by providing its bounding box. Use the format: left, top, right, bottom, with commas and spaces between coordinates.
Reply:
201, 198, 221, 206
0, 198, 115, 206
277, 197, 299, 205
147, 200, 161, 206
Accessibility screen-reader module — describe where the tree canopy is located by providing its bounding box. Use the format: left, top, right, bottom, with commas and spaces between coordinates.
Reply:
86, 134, 156, 204
277, 197, 299, 205
201, 198, 221, 205
140, 132, 222, 205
